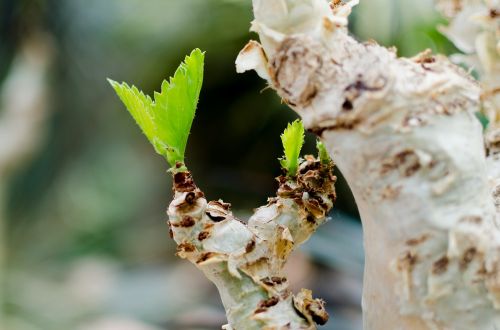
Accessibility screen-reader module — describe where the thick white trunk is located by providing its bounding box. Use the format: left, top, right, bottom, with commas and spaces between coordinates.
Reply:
237, 0, 500, 328
328, 113, 499, 329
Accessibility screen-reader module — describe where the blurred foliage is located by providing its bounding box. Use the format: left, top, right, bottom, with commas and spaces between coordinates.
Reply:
0, 0, 458, 329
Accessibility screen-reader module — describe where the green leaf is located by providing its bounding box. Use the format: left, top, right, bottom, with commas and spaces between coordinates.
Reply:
108, 48, 205, 169
316, 140, 331, 165
108, 81, 156, 143
279, 120, 305, 177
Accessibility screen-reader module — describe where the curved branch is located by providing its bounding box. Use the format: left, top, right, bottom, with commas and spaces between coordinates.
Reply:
167, 156, 336, 329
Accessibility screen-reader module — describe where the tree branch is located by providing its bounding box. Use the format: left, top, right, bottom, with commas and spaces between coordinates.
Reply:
167, 156, 336, 329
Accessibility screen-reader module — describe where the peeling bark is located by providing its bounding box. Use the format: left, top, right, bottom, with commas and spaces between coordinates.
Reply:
167, 156, 336, 329
237, 0, 500, 328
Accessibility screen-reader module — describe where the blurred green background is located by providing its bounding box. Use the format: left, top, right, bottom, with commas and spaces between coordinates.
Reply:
0, 1, 456, 329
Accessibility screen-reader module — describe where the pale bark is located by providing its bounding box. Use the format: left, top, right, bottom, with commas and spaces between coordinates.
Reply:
167, 157, 336, 329
236, 0, 500, 329
435, 0, 500, 220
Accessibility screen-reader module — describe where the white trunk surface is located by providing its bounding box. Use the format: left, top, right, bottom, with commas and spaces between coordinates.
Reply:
237, 0, 500, 328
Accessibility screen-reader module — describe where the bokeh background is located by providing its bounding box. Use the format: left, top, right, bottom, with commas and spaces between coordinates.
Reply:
0, 1, 458, 329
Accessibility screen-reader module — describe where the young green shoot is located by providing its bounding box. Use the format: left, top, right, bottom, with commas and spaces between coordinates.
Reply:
316, 140, 331, 165
108, 49, 204, 171
280, 119, 305, 177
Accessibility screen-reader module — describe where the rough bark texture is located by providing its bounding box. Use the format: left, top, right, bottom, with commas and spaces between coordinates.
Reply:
167, 156, 336, 329
237, 0, 500, 329
436, 0, 500, 220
